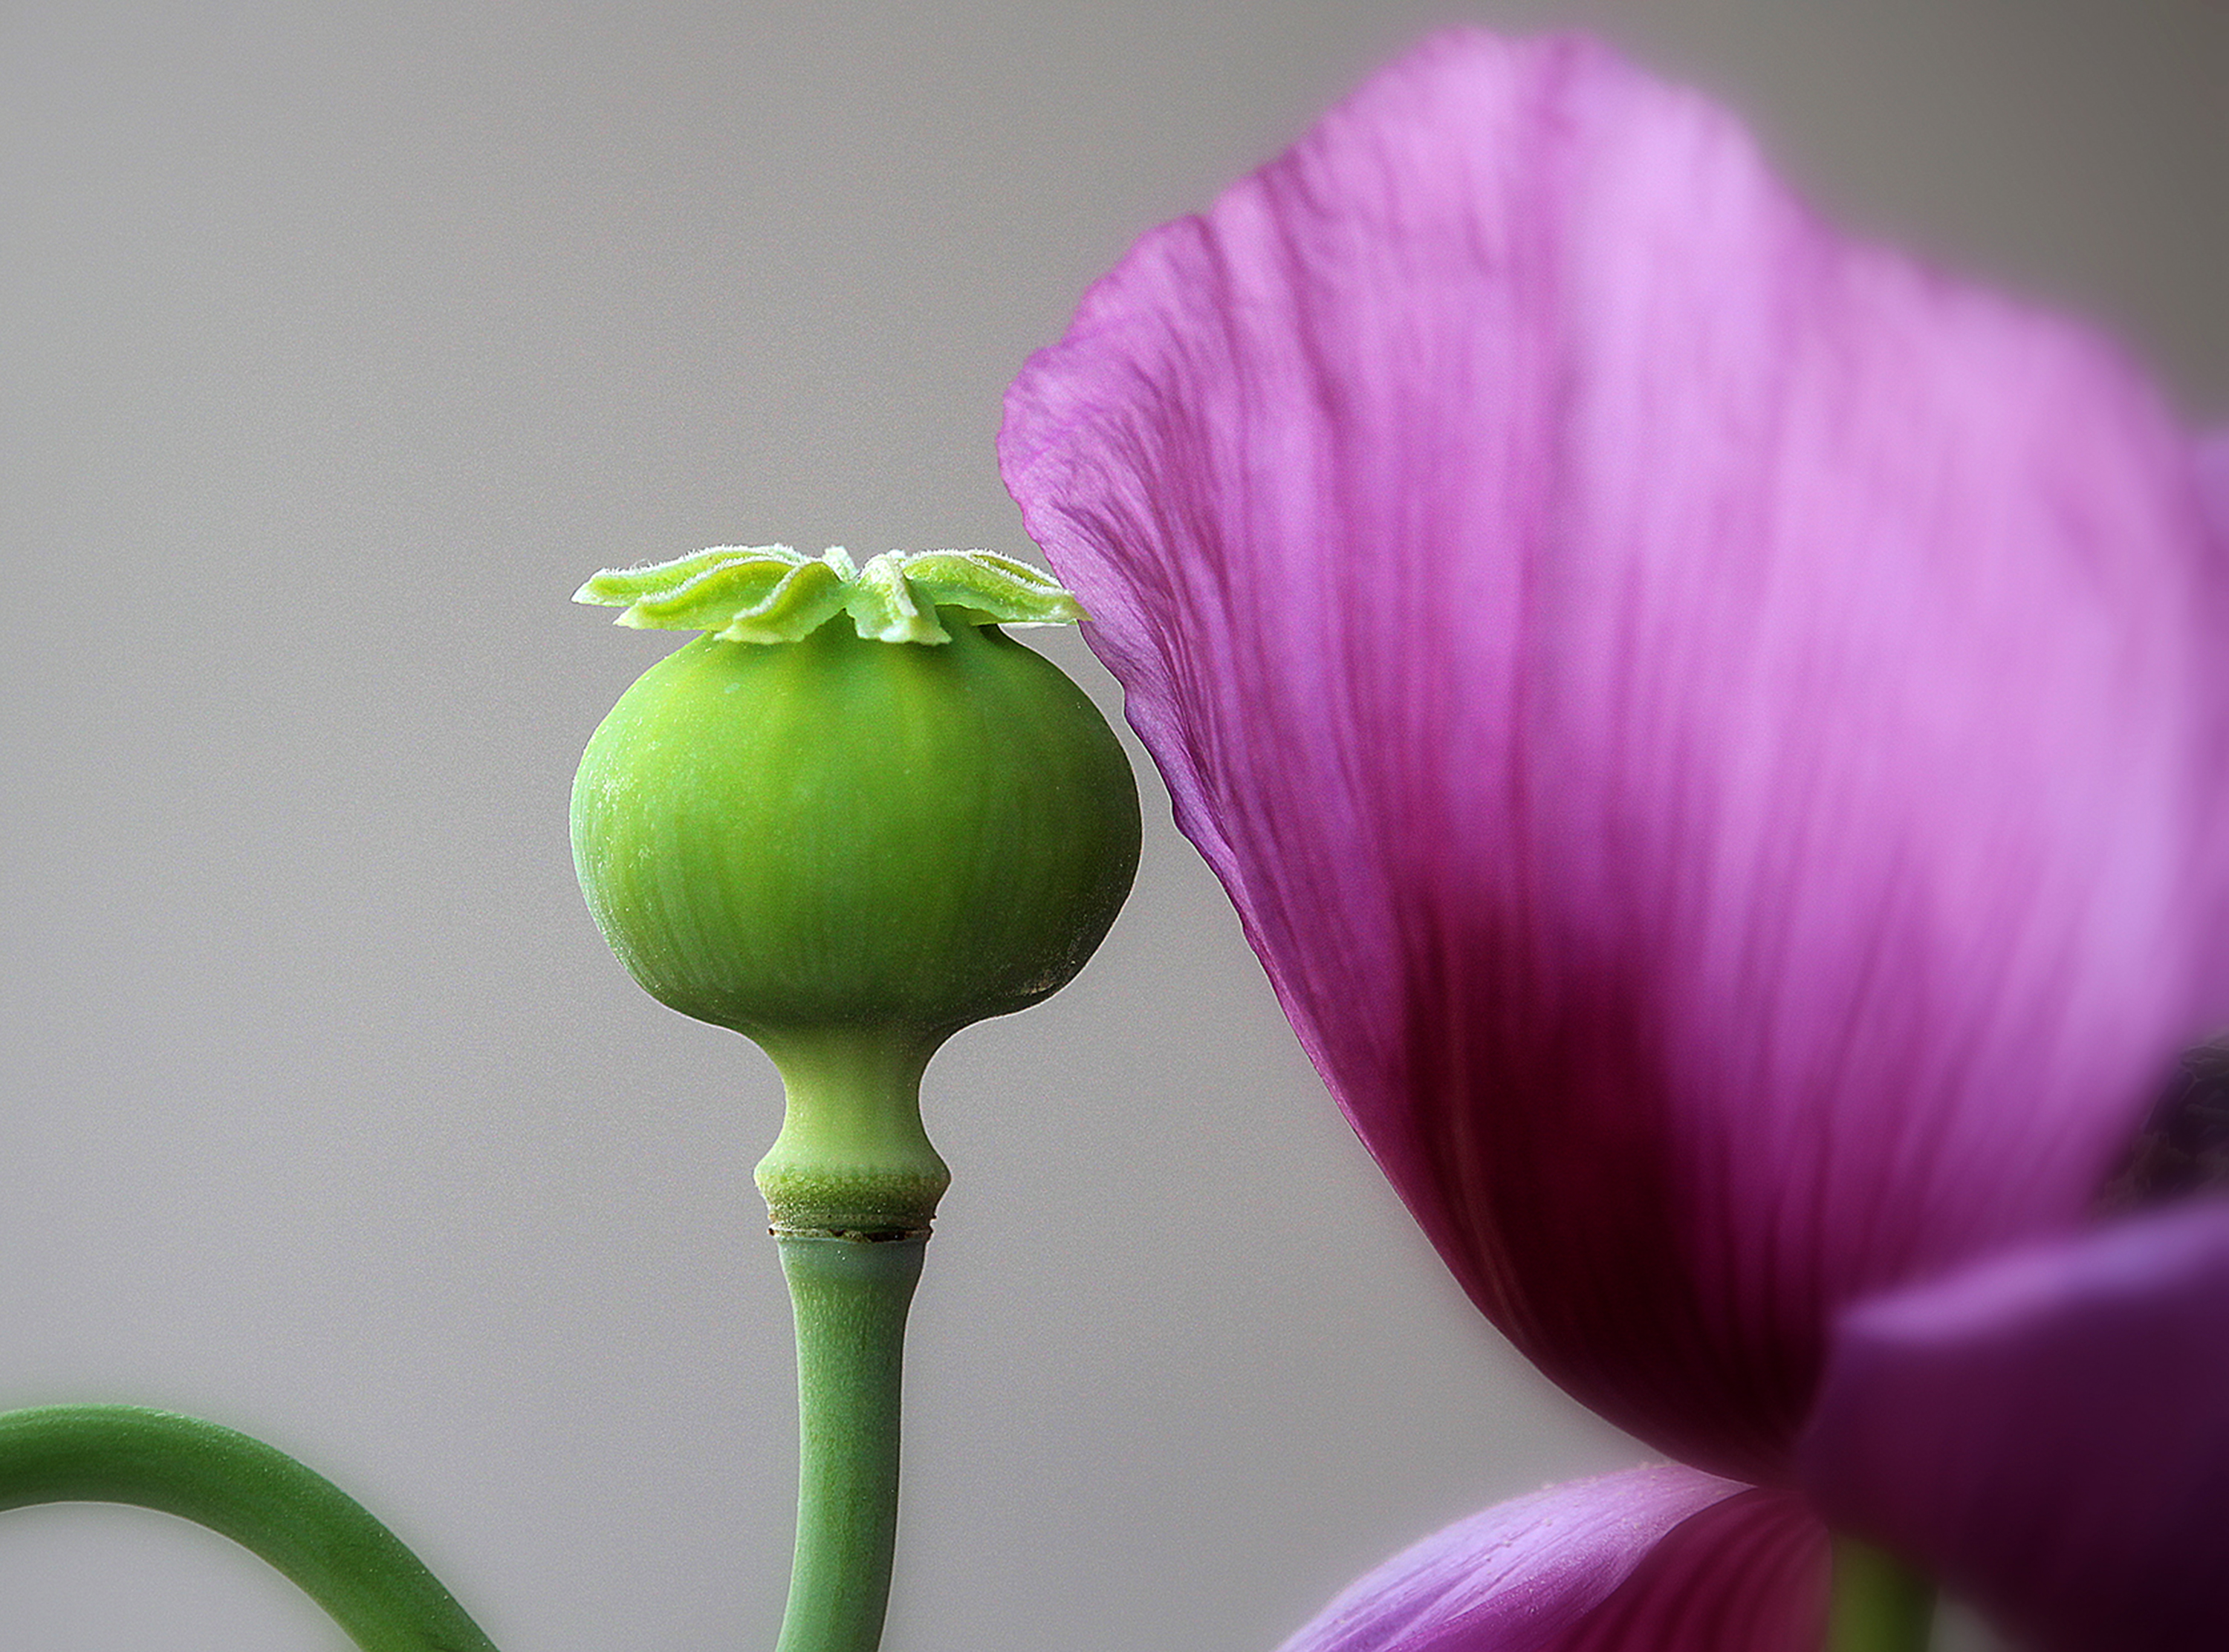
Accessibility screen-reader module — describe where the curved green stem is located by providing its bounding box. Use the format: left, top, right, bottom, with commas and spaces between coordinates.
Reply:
773, 1233, 924, 1652
1828, 1534, 1935, 1652
0, 1405, 496, 1652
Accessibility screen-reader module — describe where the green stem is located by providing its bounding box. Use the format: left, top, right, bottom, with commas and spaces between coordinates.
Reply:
1827, 1534, 1935, 1652
773, 1233, 924, 1652
0, 1405, 496, 1652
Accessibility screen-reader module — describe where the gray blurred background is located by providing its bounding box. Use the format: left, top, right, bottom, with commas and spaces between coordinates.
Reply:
1, 1, 2222, 1647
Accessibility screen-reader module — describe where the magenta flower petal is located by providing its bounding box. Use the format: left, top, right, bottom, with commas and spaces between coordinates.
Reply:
1002, 29, 2228, 1477
1554, 1487, 1823, 1652
1276, 1466, 1818, 1652
2199, 432, 2229, 545
1800, 1201, 2229, 1651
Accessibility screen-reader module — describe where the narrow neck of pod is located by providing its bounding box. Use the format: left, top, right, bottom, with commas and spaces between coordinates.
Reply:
753, 1027, 951, 1236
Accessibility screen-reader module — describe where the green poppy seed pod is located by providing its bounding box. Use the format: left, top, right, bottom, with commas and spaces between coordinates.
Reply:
571, 546, 1141, 1235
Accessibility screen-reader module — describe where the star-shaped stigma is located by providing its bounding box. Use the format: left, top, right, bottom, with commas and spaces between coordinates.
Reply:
574, 545, 1088, 645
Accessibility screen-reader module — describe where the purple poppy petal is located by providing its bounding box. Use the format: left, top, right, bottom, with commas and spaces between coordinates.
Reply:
1276, 1466, 1818, 1652
2198, 432, 2229, 547
1555, 1486, 1823, 1652
1002, 29, 2228, 1477
1800, 1200, 2229, 1652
